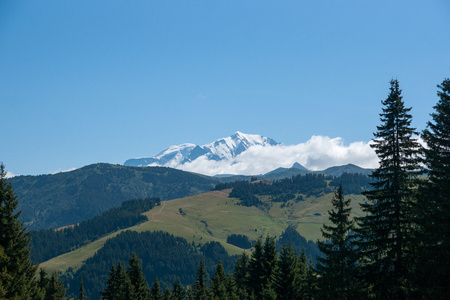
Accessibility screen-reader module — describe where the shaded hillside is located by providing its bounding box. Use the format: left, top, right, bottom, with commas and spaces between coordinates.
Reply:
9, 163, 219, 230
62, 231, 237, 300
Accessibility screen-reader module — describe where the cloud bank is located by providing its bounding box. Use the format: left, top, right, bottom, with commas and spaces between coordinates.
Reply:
178, 135, 378, 176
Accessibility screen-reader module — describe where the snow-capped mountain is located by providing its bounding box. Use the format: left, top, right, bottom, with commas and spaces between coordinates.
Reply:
124, 131, 280, 168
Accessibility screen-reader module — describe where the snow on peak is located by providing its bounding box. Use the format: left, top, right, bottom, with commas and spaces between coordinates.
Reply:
124, 132, 279, 168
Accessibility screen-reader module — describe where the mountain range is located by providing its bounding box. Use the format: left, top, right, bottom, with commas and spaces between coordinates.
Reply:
124, 131, 282, 171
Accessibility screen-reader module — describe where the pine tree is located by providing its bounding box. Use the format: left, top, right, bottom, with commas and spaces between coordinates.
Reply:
357, 80, 421, 298
274, 244, 299, 300
416, 78, 450, 298
262, 236, 277, 290
171, 278, 186, 300
210, 261, 227, 299
150, 277, 163, 300
193, 259, 208, 300
233, 252, 249, 299
316, 185, 361, 299
163, 287, 171, 300
247, 238, 265, 298
0, 163, 43, 299
101, 263, 133, 300
78, 279, 87, 300
44, 272, 66, 300
127, 252, 149, 300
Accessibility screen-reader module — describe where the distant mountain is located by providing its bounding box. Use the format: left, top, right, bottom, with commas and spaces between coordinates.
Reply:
9, 163, 220, 230
322, 163, 373, 177
124, 131, 280, 168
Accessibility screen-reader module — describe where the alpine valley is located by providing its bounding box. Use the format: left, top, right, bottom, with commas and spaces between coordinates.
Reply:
7, 132, 374, 299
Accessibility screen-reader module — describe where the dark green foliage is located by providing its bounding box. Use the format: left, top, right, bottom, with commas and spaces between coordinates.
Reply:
226, 234, 252, 249
44, 272, 67, 300
316, 185, 362, 299
150, 277, 163, 300
171, 278, 186, 300
30, 198, 160, 263
274, 244, 299, 300
100, 263, 133, 300
78, 279, 87, 300
247, 238, 265, 298
415, 78, 450, 298
233, 252, 250, 298
128, 252, 150, 300
9, 163, 219, 230
329, 172, 372, 195
62, 231, 236, 300
226, 173, 330, 207
0, 163, 43, 299
276, 225, 321, 263
357, 80, 422, 298
193, 259, 208, 300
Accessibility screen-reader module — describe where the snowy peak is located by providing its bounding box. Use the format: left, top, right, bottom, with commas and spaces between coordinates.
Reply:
124, 132, 280, 168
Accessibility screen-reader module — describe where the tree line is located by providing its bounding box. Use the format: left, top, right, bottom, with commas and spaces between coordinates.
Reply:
29, 197, 160, 263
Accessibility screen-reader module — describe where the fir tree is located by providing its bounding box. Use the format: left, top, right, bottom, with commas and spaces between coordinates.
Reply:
0, 163, 43, 299
316, 185, 361, 299
128, 252, 149, 300
247, 238, 265, 298
44, 272, 66, 300
416, 78, 450, 298
101, 263, 133, 300
150, 277, 163, 300
78, 279, 87, 300
233, 252, 250, 299
274, 244, 299, 300
262, 236, 277, 289
192, 259, 208, 300
210, 261, 227, 299
171, 278, 186, 300
357, 80, 421, 298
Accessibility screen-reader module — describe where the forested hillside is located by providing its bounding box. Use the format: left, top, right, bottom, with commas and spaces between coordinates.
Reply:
30, 197, 160, 263
61, 231, 237, 300
9, 163, 219, 230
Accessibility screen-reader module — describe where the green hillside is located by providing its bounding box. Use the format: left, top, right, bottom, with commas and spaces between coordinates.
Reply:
9, 163, 219, 230
40, 187, 365, 275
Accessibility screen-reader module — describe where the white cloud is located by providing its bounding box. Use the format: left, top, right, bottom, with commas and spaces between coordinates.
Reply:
178, 135, 378, 176
51, 167, 77, 175
5, 171, 16, 178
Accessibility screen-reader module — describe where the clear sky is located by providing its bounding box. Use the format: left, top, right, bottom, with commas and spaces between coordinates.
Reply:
1, 0, 449, 176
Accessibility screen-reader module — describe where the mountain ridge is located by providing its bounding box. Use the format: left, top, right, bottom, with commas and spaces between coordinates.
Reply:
124, 131, 280, 169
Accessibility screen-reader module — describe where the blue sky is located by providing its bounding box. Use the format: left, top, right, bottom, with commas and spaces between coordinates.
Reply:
1, 1, 449, 176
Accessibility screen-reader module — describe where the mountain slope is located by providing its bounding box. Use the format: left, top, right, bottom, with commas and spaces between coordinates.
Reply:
9, 163, 219, 230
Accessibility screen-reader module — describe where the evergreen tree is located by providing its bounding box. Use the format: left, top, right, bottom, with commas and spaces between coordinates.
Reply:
192, 259, 208, 300
128, 252, 149, 300
357, 80, 421, 298
210, 261, 227, 299
316, 185, 361, 299
101, 263, 133, 300
0, 163, 43, 299
44, 272, 66, 300
171, 278, 186, 300
233, 252, 249, 299
150, 277, 163, 300
416, 78, 450, 298
274, 244, 299, 300
262, 236, 277, 289
78, 279, 87, 300
163, 287, 171, 300
247, 238, 265, 298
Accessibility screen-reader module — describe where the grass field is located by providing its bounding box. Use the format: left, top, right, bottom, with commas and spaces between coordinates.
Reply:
40, 189, 366, 274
